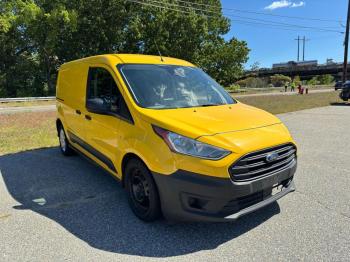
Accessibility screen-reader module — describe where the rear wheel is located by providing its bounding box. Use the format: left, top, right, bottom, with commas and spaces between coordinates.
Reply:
58, 125, 74, 156
125, 159, 161, 222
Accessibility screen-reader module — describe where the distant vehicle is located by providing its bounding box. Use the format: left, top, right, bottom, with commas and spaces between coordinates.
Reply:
273, 61, 296, 69
272, 60, 318, 70
335, 81, 343, 90
296, 60, 318, 67
340, 81, 350, 101
343, 80, 350, 88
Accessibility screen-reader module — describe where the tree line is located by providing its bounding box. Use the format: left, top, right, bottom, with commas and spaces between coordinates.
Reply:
0, 0, 249, 98
235, 74, 335, 89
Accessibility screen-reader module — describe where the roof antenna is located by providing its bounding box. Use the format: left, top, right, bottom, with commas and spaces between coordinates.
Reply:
153, 40, 164, 62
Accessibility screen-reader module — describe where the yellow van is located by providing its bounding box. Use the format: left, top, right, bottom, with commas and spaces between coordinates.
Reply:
56, 54, 297, 222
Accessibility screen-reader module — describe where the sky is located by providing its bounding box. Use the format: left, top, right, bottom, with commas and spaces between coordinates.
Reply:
221, 0, 348, 68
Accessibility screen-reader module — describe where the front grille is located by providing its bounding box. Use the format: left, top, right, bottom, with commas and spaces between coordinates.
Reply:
229, 143, 296, 182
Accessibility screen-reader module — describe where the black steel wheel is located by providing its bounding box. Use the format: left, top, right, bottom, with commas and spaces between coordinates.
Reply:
125, 159, 161, 222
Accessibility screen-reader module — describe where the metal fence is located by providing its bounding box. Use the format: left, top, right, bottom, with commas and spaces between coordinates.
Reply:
0, 96, 55, 103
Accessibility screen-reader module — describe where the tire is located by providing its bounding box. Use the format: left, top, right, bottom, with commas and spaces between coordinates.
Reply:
340, 90, 350, 101
125, 159, 161, 222
58, 125, 74, 156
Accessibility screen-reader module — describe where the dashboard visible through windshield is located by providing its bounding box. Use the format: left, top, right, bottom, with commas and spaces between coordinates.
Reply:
119, 64, 236, 109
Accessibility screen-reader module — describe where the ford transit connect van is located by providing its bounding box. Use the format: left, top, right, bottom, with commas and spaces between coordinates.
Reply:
56, 54, 297, 222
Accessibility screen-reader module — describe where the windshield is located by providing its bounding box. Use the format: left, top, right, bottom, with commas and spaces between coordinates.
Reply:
119, 64, 235, 109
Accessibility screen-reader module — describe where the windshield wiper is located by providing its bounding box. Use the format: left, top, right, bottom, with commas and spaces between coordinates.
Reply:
199, 104, 220, 107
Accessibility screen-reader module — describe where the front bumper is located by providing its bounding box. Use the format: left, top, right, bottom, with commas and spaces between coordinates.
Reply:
152, 160, 297, 222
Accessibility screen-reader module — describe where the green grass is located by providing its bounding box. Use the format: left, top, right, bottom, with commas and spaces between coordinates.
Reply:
229, 85, 333, 95
0, 111, 58, 156
236, 91, 342, 114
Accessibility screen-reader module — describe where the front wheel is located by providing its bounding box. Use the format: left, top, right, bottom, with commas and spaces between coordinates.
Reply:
125, 159, 161, 222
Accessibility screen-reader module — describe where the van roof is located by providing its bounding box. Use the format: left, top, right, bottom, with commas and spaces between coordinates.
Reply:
60, 54, 195, 68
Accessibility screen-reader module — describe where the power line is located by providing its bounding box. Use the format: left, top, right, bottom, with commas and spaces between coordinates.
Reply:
228, 20, 343, 33
310, 35, 344, 40
227, 13, 343, 33
127, 0, 213, 18
230, 21, 344, 36
172, 0, 344, 23
131, 0, 343, 33
127, 0, 344, 34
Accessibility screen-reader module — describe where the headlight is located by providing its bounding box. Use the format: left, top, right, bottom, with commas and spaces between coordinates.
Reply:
153, 126, 231, 160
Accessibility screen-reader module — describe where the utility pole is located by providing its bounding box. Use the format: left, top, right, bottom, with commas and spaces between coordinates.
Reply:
295, 36, 300, 61
342, 0, 350, 82
302, 36, 306, 61
302, 36, 310, 61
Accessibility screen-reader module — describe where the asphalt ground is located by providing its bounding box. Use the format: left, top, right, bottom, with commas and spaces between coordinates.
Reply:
0, 105, 349, 261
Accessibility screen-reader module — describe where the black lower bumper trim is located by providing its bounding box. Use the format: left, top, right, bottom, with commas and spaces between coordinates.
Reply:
224, 180, 295, 220
152, 161, 297, 222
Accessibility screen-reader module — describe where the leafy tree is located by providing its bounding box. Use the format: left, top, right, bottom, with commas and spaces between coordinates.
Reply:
225, 84, 240, 92
0, 0, 77, 96
236, 77, 268, 88
250, 61, 260, 71
270, 74, 292, 87
197, 38, 249, 86
304, 75, 334, 87
307, 76, 318, 86
293, 75, 301, 86
316, 74, 334, 85
0, 0, 249, 97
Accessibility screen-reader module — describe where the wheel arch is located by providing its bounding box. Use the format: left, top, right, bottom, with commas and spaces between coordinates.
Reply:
56, 118, 63, 136
121, 152, 151, 188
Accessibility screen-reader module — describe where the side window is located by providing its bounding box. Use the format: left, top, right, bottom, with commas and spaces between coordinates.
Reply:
86, 67, 132, 122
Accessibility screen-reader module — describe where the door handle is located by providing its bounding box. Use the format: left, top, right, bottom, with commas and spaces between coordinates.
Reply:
85, 115, 92, 120
75, 109, 81, 115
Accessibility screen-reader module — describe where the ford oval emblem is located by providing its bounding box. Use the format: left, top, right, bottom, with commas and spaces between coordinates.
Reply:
266, 152, 279, 162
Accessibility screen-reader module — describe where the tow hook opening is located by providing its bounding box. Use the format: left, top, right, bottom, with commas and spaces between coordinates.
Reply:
188, 197, 209, 210
181, 193, 210, 211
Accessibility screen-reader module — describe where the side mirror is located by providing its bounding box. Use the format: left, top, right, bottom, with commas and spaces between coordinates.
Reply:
86, 98, 109, 114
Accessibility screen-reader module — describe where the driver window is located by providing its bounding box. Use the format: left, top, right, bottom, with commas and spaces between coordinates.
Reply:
87, 67, 132, 121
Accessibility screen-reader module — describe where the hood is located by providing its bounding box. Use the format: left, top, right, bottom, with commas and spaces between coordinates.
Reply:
139, 102, 281, 139
198, 122, 293, 155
